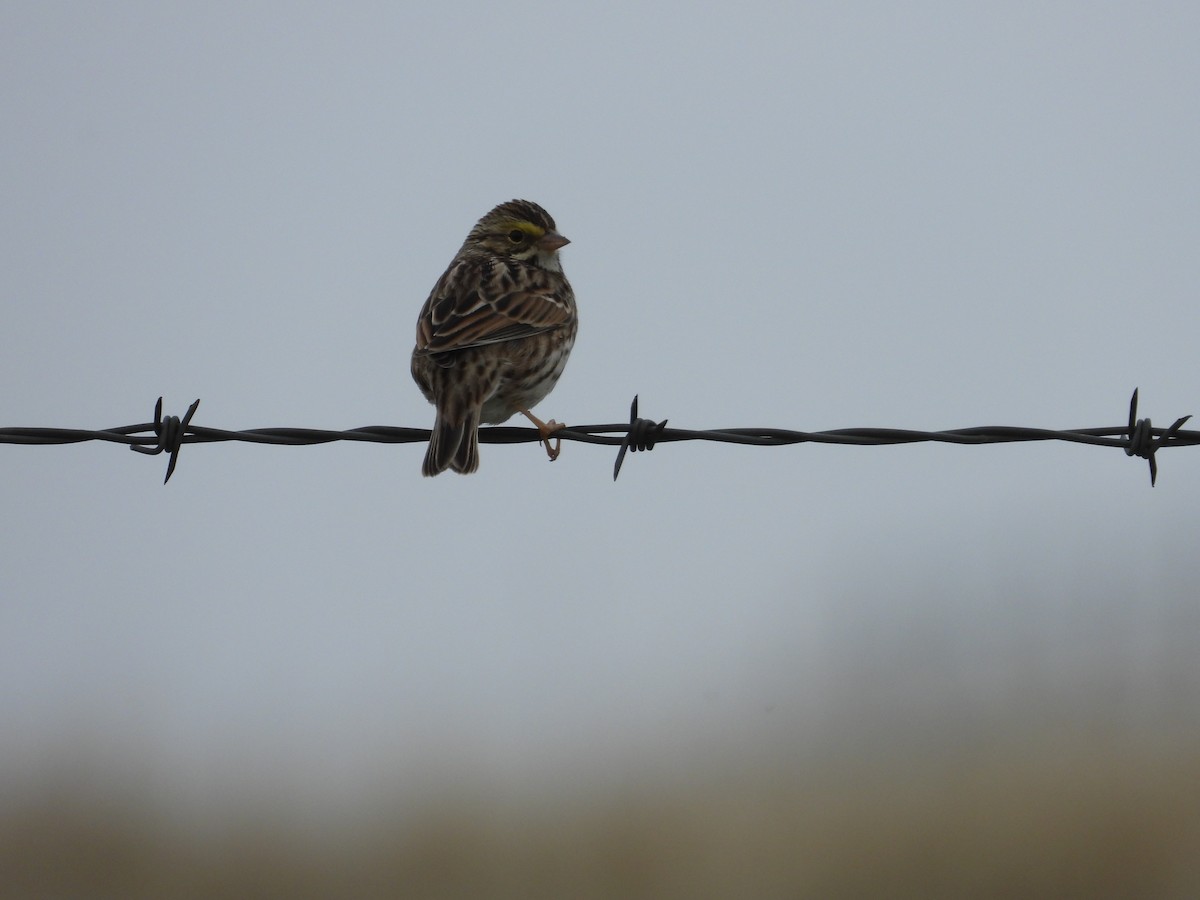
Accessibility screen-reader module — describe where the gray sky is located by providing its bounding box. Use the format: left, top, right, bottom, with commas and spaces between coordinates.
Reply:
2, 3, 1198, 815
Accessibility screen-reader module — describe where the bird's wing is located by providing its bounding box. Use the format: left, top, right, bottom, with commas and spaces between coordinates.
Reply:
415, 256, 572, 354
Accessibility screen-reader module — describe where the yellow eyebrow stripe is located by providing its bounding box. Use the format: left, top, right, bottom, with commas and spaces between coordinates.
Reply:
504, 220, 546, 238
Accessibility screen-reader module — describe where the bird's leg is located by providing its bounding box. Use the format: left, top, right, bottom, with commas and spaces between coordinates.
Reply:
520, 409, 566, 461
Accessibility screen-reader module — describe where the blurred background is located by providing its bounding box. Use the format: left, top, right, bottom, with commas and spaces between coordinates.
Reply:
2, 3, 1198, 897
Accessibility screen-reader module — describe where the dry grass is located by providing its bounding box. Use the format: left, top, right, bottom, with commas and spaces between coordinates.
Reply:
3, 725, 1197, 899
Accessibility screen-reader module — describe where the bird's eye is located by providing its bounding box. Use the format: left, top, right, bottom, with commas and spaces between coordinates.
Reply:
508, 229, 525, 243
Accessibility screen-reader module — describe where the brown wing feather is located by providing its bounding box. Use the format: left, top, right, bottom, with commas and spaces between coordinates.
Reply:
415, 256, 572, 354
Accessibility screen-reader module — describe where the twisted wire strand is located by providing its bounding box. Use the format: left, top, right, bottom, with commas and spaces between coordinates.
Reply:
1, 390, 1193, 485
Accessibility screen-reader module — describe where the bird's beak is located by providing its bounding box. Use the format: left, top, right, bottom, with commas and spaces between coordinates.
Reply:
537, 231, 570, 252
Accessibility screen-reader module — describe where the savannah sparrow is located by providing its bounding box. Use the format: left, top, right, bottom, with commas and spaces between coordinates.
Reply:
411, 199, 578, 476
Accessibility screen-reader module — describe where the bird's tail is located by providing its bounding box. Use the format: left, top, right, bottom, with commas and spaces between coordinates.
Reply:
423, 408, 480, 476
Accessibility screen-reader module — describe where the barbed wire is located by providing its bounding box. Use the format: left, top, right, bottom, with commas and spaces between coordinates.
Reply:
1, 390, 1194, 486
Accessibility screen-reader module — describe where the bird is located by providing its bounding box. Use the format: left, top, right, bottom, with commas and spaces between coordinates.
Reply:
411, 199, 578, 476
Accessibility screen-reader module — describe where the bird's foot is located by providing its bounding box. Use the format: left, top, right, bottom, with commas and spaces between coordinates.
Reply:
520, 410, 566, 461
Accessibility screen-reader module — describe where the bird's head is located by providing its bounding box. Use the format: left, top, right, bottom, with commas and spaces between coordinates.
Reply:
465, 199, 569, 270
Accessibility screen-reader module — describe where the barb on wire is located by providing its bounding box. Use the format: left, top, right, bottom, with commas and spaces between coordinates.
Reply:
1124, 388, 1192, 486
612, 395, 669, 481
128, 396, 200, 483
1, 389, 1195, 486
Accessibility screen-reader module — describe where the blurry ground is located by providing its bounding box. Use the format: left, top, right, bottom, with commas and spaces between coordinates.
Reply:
4, 662, 1197, 898
3, 727, 1197, 898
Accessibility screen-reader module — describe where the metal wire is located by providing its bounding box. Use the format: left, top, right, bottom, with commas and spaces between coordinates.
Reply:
1, 390, 1194, 485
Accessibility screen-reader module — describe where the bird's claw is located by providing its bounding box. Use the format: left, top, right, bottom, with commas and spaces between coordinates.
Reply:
521, 410, 566, 462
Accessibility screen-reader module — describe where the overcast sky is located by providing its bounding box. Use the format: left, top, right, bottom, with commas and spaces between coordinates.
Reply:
2, 3, 1197, 816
